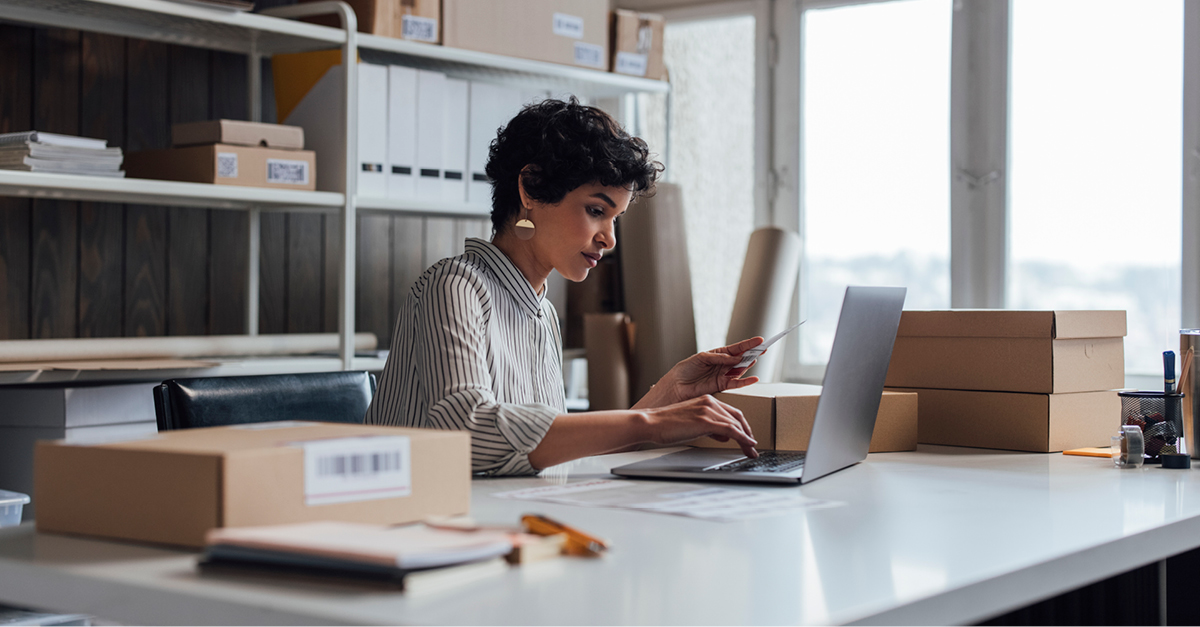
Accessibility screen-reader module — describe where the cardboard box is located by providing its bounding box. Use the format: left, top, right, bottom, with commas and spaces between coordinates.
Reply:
885, 310, 1126, 394
443, 0, 610, 70
611, 9, 665, 80
35, 422, 470, 548
300, 0, 441, 43
690, 383, 918, 453
172, 120, 305, 150
887, 387, 1120, 452
125, 144, 317, 191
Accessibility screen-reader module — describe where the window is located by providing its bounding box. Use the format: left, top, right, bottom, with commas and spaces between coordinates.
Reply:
800, 0, 952, 367
1009, 0, 1183, 375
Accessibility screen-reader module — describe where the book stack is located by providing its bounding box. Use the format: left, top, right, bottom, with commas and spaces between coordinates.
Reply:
0, 131, 124, 178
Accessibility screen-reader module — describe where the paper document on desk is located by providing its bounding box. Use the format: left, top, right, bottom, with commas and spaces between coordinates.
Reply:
491, 480, 840, 522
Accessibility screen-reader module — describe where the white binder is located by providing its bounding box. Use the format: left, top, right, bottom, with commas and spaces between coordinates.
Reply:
466, 82, 523, 208
386, 65, 418, 200
442, 78, 470, 204
415, 70, 446, 201
357, 63, 388, 199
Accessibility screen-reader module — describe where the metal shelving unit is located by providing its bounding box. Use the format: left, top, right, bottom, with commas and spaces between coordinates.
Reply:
0, 0, 669, 374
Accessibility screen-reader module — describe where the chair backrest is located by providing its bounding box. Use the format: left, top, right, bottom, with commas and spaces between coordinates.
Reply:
154, 371, 376, 431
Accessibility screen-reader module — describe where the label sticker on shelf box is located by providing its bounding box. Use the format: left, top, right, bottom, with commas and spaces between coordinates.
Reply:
267, 158, 310, 185
217, 152, 238, 179
574, 42, 604, 68
402, 15, 438, 42
297, 436, 411, 506
553, 13, 584, 38
615, 52, 648, 76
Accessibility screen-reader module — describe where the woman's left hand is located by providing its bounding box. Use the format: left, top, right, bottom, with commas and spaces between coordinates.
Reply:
634, 337, 765, 409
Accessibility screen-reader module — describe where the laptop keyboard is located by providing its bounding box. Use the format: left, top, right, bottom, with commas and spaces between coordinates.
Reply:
705, 450, 807, 473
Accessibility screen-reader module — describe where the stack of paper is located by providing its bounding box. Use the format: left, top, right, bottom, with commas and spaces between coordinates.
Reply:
0, 131, 124, 178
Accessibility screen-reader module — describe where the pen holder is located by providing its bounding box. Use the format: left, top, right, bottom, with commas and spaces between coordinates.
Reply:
1119, 391, 1185, 463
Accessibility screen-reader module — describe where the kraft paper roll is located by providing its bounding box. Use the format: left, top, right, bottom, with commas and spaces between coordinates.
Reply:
725, 227, 802, 382
0, 333, 378, 363
584, 313, 633, 411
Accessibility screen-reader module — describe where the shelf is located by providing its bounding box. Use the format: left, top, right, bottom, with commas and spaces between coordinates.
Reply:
0, 0, 342, 55
0, 170, 345, 211
356, 34, 671, 99
0, 354, 388, 385
356, 195, 490, 218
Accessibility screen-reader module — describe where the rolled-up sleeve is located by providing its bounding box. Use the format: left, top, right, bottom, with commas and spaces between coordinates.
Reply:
415, 269, 557, 475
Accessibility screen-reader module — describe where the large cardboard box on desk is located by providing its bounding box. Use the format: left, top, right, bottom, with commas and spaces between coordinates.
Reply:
689, 383, 918, 452
885, 310, 1126, 394
443, 0, 610, 70
888, 387, 1120, 452
34, 423, 470, 548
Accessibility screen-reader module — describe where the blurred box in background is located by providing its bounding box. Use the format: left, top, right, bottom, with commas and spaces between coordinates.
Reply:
300, 0, 440, 43
611, 9, 665, 80
443, 0, 609, 70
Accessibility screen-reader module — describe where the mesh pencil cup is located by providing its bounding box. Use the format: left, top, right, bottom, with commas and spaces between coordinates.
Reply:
1119, 391, 1185, 464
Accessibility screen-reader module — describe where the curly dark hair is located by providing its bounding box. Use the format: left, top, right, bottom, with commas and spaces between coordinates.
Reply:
485, 97, 663, 234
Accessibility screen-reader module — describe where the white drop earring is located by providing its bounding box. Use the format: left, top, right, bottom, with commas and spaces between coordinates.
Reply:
515, 208, 535, 241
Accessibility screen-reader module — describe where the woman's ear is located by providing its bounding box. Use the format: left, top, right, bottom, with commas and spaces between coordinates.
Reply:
517, 165, 538, 214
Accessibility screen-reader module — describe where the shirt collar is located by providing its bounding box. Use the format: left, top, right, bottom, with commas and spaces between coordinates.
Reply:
464, 238, 546, 317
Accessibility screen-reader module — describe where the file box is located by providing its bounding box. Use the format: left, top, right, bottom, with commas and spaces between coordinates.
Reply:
611, 9, 665, 80
443, 0, 610, 70
172, 119, 305, 150
125, 144, 317, 191
690, 383, 918, 453
887, 387, 1119, 452
300, 0, 441, 43
885, 310, 1126, 394
35, 423, 470, 548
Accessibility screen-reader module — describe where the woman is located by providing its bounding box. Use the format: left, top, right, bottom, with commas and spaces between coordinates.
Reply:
365, 98, 763, 475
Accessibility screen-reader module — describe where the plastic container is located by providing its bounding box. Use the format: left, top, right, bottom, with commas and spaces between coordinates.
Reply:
0, 490, 30, 527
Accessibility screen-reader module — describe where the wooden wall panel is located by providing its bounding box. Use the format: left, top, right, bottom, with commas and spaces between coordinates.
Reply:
323, 215, 340, 334
357, 215, 393, 346
167, 45, 212, 336
258, 212, 287, 334
287, 214, 324, 333
124, 39, 170, 337
31, 28, 80, 339
423, 218, 457, 268
390, 215, 424, 338
0, 23, 32, 340
78, 32, 125, 338
208, 51, 249, 335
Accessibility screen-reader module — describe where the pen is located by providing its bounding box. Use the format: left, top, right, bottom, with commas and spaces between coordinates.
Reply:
521, 514, 609, 556
1165, 350, 1176, 394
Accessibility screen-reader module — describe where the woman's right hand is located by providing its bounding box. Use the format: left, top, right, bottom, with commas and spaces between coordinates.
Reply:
638, 395, 759, 458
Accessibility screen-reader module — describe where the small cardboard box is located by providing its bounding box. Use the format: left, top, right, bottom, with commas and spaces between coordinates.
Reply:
690, 383, 918, 453
172, 120, 305, 150
611, 9, 665, 80
34, 422, 470, 548
885, 310, 1126, 394
300, 0, 441, 43
125, 144, 317, 191
443, 0, 610, 70
887, 387, 1120, 452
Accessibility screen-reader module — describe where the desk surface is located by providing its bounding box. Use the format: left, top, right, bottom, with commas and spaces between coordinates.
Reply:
2, 446, 1199, 626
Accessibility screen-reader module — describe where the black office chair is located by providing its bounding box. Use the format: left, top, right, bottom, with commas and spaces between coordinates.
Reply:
153, 371, 377, 431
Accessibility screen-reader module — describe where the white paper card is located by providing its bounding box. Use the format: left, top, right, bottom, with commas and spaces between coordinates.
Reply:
615, 52, 648, 76
402, 15, 438, 42
552, 12, 584, 38
266, 158, 310, 185
217, 152, 237, 178
574, 42, 604, 68
298, 436, 412, 506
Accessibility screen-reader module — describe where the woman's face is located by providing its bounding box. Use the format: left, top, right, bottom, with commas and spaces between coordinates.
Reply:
524, 181, 633, 282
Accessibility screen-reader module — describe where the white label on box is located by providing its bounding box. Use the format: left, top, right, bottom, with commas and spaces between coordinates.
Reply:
216, 152, 238, 179
232, 421, 319, 430
402, 15, 438, 42
637, 25, 654, 54
615, 52, 648, 76
574, 42, 604, 68
553, 12, 584, 38
266, 158, 310, 185
298, 436, 412, 506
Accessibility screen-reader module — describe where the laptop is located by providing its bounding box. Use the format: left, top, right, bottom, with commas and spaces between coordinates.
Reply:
611, 286, 906, 485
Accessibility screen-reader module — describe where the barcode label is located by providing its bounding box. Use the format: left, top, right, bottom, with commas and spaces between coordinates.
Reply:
217, 152, 238, 179
552, 12, 584, 38
267, 158, 310, 185
574, 42, 604, 68
615, 52, 648, 76
402, 15, 438, 42
299, 436, 411, 506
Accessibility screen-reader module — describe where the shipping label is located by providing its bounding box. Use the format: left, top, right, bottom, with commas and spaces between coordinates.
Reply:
402, 15, 438, 42
298, 435, 412, 506
217, 152, 238, 179
615, 52, 648, 76
267, 158, 310, 185
574, 42, 604, 68
553, 12, 584, 38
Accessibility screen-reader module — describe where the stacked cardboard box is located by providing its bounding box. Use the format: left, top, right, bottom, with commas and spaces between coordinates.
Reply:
885, 310, 1126, 452
300, 0, 441, 43
443, 0, 610, 70
125, 120, 317, 191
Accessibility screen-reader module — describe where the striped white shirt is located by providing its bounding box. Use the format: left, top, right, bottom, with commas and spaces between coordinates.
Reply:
365, 238, 565, 476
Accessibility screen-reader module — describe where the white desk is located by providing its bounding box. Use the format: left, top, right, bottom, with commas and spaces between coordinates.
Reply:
1, 445, 1198, 625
